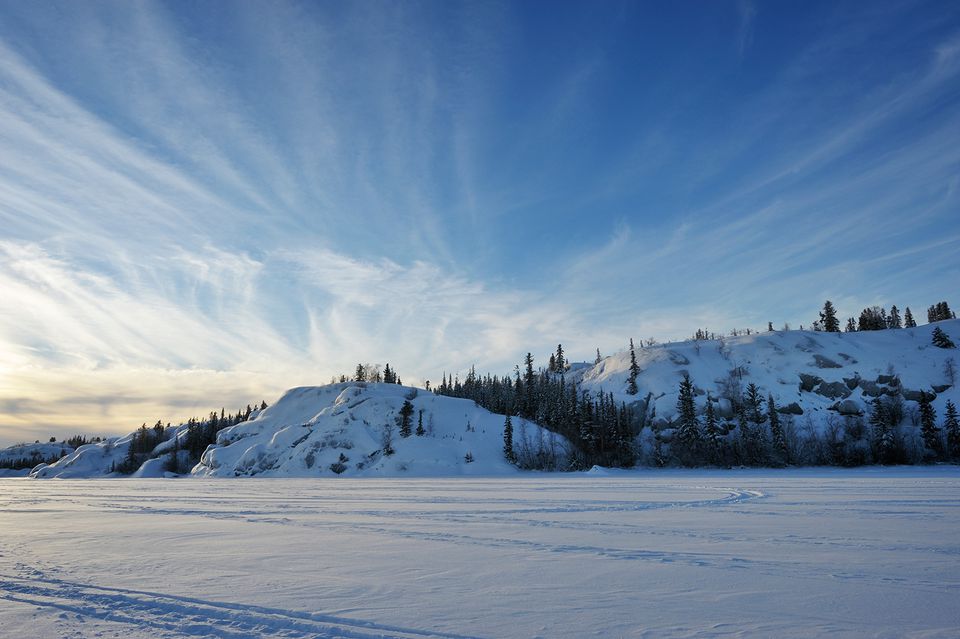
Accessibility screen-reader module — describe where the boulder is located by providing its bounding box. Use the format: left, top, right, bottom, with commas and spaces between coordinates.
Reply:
932, 384, 952, 394
813, 354, 843, 369
902, 388, 936, 402
777, 402, 804, 415
799, 373, 823, 392
877, 374, 899, 386
830, 399, 863, 416
843, 375, 861, 390
815, 381, 852, 400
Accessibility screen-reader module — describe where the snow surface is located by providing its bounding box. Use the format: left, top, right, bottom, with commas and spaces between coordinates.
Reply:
1, 468, 957, 638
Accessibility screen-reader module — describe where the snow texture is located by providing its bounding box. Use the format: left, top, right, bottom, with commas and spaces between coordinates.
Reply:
0, 468, 957, 638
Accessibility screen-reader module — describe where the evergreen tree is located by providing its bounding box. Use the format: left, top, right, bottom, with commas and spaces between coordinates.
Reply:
554, 344, 565, 373
904, 307, 917, 328
627, 339, 639, 395
503, 414, 515, 463
674, 375, 700, 462
931, 327, 956, 349
845, 317, 857, 332
768, 394, 787, 462
888, 305, 902, 329
944, 400, 960, 461
744, 383, 764, 426
703, 400, 722, 463
869, 397, 895, 464
918, 394, 940, 458
820, 300, 841, 333
354, 364, 366, 382
416, 410, 425, 436
398, 400, 414, 438
927, 301, 954, 323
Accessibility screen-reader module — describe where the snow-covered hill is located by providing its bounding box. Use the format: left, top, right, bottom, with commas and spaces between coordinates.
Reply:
0, 441, 74, 477
29, 382, 565, 478
577, 320, 959, 427
20, 320, 960, 477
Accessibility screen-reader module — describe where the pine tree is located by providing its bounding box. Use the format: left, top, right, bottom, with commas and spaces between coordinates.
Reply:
869, 397, 894, 464
354, 364, 366, 382
845, 317, 857, 332
931, 327, 956, 349
595, 348, 602, 365
554, 344, 565, 373
503, 414, 515, 463
416, 410, 425, 436
888, 305, 902, 329
919, 393, 940, 458
904, 307, 917, 328
627, 339, 639, 395
703, 400, 722, 463
820, 300, 840, 333
675, 375, 700, 462
399, 400, 414, 438
944, 400, 960, 461
768, 394, 787, 462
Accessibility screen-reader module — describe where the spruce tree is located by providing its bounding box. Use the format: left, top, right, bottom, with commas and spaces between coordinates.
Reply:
918, 394, 940, 458
768, 394, 787, 462
555, 344, 565, 373
416, 410, 425, 436
820, 300, 840, 333
703, 399, 722, 463
503, 414, 515, 463
399, 400, 414, 438
869, 397, 894, 464
627, 339, 639, 395
944, 400, 960, 461
888, 305, 902, 329
845, 317, 857, 332
354, 364, 366, 382
675, 375, 700, 462
595, 348, 602, 365
931, 327, 956, 349
904, 307, 917, 328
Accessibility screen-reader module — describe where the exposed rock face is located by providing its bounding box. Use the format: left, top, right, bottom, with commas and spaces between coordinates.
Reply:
932, 384, 952, 394
813, 354, 842, 369
877, 374, 899, 386
831, 399, 864, 416
799, 374, 823, 392
777, 402, 804, 415
902, 388, 935, 402
815, 381, 852, 400
843, 375, 861, 390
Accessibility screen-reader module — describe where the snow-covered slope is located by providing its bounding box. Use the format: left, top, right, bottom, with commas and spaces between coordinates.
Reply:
576, 320, 960, 426
30, 382, 564, 478
0, 441, 74, 477
196, 383, 561, 477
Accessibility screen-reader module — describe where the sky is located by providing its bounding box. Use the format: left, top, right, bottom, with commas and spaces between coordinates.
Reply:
1, 0, 958, 445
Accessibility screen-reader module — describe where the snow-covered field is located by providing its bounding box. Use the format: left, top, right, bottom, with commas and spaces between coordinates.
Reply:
1, 468, 958, 638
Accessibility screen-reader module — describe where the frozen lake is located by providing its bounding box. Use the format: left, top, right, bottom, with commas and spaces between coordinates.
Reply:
1, 468, 958, 638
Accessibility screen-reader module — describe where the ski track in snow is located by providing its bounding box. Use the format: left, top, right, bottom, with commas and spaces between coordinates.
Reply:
0, 569, 480, 639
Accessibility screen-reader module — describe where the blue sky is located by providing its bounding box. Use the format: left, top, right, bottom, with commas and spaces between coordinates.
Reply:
1, 0, 958, 443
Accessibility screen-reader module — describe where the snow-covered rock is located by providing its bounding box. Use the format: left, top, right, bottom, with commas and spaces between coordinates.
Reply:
30, 382, 566, 478
574, 319, 960, 428
195, 382, 563, 477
